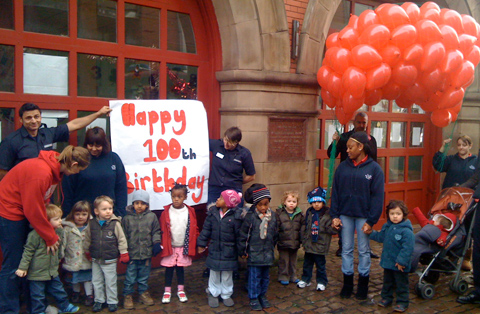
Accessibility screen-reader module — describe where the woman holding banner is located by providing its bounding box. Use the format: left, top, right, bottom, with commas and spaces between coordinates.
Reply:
62, 127, 128, 217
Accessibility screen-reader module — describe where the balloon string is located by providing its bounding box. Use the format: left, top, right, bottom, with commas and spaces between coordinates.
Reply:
436, 119, 458, 173
326, 118, 342, 204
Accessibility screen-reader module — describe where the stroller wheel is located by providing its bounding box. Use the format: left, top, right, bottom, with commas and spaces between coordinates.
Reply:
424, 271, 440, 284
420, 283, 435, 299
414, 282, 421, 296
450, 279, 468, 295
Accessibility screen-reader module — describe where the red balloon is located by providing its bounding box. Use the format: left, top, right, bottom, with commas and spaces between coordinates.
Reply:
366, 63, 392, 90
359, 24, 390, 51
403, 82, 428, 103
420, 68, 446, 93
321, 89, 337, 109
458, 34, 477, 56
392, 61, 418, 86
440, 9, 464, 35
395, 93, 414, 108
342, 92, 365, 113
377, 5, 409, 31
335, 105, 351, 125
357, 10, 379, 34
328, 72, 343, 99
466, 45, 480, 67
326, 32, 340, 49
375, 4, 395, 16
401, 2, 420, 25
416, 19, 443, 45
420, 8, 441, 24
351, 44, 383, 70
449, 109, 459, 122
381, 81, 402, 100
421, 42, 446, 72
440, 25, 460, 50
342, 67, 367, 98
451, 60, 475, 89
403, 44, 424, 67
380, 45, 401, 67
316, 65, 332, 89
438, 87, 465, 109
440, 49, 463, 74
450, 100, 463, 114
431, 109, 452, 128
328, 47, 352, 74
348, 15, 359, 30
338, 27, 359, 50
462, 14, 480, 37
391, 24, 417, 50
420, 2, 441, 14
364, 89, 383, 106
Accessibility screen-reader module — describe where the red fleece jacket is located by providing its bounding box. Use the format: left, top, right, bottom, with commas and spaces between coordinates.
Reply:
0, 151, 61, 246
412, 207, 456, 246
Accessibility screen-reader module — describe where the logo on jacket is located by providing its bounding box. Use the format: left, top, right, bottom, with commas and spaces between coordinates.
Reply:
111, 165, 116, 170
470, 165, 475, 170
365, 174, 372, 180
106, 231, 115, 239
395, 234, 402, 241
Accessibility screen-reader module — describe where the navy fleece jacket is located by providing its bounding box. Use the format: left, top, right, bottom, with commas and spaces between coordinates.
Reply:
432, 152, 477, 189
330, 157, 385, 227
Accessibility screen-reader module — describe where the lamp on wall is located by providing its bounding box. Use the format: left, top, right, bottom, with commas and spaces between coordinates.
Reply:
291, 20, 300, 59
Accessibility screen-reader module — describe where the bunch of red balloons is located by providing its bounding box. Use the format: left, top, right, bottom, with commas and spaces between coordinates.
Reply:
317, 2, 480, 127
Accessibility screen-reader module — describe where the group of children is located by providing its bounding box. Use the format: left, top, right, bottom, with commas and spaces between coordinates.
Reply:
16, 181, 456, 313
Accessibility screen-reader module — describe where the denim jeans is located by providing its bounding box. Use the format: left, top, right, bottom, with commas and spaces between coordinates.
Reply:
301, 252, 328, 285
30, 276, 70, 314
0, 216, 30, 314
247, 266, 270, 299
123, 259, 151, 295
340, 215, 371, 276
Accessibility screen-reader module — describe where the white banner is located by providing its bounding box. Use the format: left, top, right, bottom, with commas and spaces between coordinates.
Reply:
110, 100, 209, 210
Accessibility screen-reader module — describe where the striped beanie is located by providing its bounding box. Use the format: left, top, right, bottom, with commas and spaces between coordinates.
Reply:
252, 187, 271, 205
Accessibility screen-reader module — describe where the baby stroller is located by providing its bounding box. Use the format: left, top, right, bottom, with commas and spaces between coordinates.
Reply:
413, 187, 477, 299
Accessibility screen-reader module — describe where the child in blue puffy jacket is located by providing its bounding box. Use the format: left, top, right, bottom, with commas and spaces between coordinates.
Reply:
367, 200, 414, 313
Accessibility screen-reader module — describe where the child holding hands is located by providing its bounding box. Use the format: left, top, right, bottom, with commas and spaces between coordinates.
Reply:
16, 204, 79, 314
238, 185, 278, 311
367, 200, 414, 313
84, 195, 129, 312
298, 187, 337, 291
276, 191, 304, 285
121, 189, 162, 309
197, 190, 242, 308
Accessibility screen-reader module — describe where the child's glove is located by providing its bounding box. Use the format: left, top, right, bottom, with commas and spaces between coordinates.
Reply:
152, 242, 163, 257
85, 252, 92, 261
119, 253, 130, 264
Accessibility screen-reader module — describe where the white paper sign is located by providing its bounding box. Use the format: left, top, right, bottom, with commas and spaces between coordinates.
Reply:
412, 127, 422, 146
24, 53, 68, 95
109, 100, 209, 210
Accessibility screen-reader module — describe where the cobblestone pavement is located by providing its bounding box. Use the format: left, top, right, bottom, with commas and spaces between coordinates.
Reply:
59, 234, 480, 313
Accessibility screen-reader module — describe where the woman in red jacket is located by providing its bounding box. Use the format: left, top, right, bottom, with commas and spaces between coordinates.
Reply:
0, 145, 90, 314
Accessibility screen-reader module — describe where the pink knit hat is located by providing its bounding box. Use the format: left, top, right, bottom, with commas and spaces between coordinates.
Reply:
221, 190, 242, 208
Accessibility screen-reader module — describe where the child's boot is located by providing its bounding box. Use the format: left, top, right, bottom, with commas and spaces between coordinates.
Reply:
355, 274, 369, 300
123, 295, 134, 310
71, 292, 80, 303
206, 288, 219, 308
258, 294, 271, 309
249, 298, 262, 311
85, 295, 94, 306
139, 291, 154, 306
340, 274, 354, 298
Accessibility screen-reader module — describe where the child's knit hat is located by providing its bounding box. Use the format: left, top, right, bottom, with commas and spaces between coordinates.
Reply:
132, 189, 150, 204
221, 190, 242, 208
307, 187, 326, 204
252, 187, 271, 205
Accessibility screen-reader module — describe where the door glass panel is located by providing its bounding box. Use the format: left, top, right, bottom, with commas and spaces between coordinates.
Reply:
410, 122, 424, 147
392, 100, 408, 113
166, 63, 197, 99
0, 108, 15, 140
408, 156, 423, 181
41, 110, 69, 152
24, 0, 68, 36
354, 3, 374, 16
377, 157, 386, 175
0, 1, 14, 29
331, 1, 350, 31
125, 4, 160, 48
77, 53, 117, 98
390, 121, 406, 148
389, 156, 405, 183
125, 59, 160, 99
371, 100, 388, 112
0, 45, 14, 92
167, 11, 196, 53
371, 121, 387, 148
76, 111, 109, 147
23, 48, 69, 96
78, 0, 116, 42
324, 120, 343, 150
411, 104, 425, 114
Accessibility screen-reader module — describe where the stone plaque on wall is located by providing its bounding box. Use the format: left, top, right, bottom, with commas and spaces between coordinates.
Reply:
268, 118, 306, 162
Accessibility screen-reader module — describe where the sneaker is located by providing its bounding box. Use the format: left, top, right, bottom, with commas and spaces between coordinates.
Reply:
162, 291, 171, 304
249, 298, 262, 311
316, 283, 326, 291
123, 294, 134, 310
206, 288, 219, 308
280, 280, 289, 285
107, 303, 118, 312
92, 302, 103, 312
177, 290, 188, 303
222, 297, 234, 307
139, 291, 154, 306
377, 299, 392, 307
291, 278, 300, 283
71, 292, 80, 303
59, 303, 79, 314
85, 295, 94, 306
393, 304, 408, 312
297, 280, 311, 288
258, 295, 271, 309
